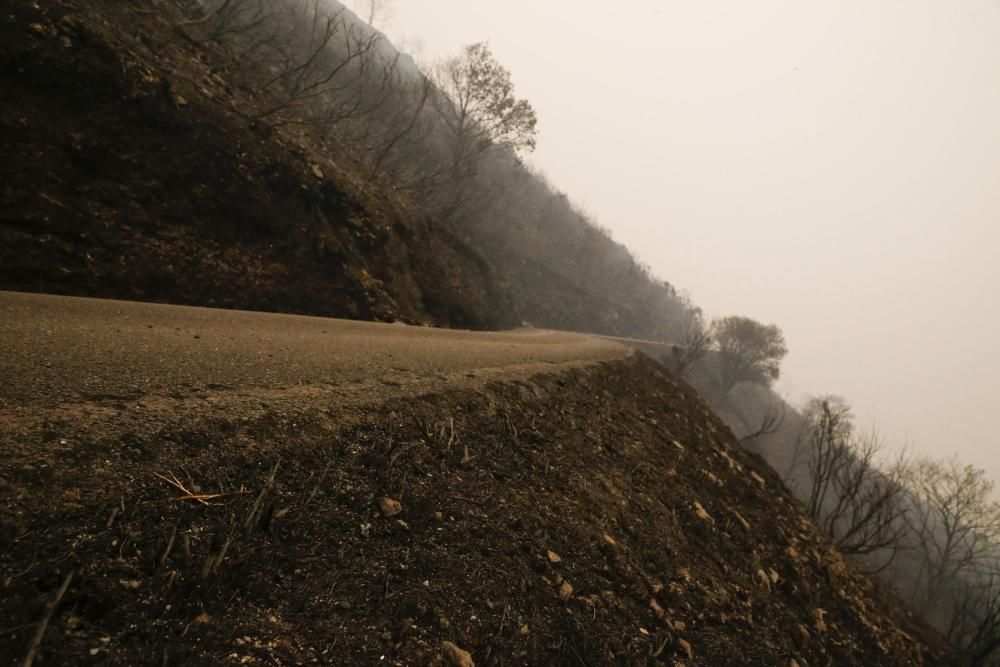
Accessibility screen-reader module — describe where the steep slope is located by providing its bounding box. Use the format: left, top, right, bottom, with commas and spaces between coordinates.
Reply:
0, 308, 947, 664
0, 0, 512, 328
0, 0, 700, 340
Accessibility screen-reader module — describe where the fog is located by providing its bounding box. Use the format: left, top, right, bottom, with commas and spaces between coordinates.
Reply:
372, 0, 1000, 482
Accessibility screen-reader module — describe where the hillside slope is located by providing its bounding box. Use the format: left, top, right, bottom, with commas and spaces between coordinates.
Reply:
0, 0, 701, 340
0, 0, 513, 328
0, 311, 946, 664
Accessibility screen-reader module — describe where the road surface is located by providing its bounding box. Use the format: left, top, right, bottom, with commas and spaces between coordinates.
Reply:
0, 291, 629, 407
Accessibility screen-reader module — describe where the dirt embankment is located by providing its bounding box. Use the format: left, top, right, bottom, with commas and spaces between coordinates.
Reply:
0, 0, 513, 329
0, 354, 946, 665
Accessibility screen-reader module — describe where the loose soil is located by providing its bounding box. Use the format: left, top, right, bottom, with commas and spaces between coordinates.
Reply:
0, 355, 949, 665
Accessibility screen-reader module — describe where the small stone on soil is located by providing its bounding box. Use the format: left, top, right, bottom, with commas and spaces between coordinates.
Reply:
693, 501, 714, 523
441, 640, 474, 667
378, 497, 402, 517
559, 580, 574, 601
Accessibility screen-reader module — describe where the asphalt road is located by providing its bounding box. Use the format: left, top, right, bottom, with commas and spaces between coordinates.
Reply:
0, 291, 629, 407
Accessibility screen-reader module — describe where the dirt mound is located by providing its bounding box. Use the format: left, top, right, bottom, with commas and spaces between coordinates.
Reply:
0, 0, 513, 329
0, 355, 947, 665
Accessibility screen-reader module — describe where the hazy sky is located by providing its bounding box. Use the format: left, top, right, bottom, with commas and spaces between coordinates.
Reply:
367, 1, 1000, 480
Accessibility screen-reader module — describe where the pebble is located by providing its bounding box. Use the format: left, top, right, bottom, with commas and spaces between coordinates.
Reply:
378, 497, 402, 517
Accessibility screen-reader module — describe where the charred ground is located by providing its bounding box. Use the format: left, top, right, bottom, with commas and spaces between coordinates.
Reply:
1, 354, 947, 665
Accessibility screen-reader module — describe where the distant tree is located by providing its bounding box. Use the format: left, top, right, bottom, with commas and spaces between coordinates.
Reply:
710, 316, 787, 393
904, 458, 1000, 614
431, 42, 537, 181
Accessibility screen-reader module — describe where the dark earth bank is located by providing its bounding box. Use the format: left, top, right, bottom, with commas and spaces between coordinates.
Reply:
1, 355, 947, 665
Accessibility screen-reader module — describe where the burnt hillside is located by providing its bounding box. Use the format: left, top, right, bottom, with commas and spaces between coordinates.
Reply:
0, 0, 512, 327
0, 0, 696, 338
0, 349, 949, 665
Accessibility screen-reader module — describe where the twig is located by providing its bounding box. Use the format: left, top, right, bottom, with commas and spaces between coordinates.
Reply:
244, 461, 279, 532
202, 528, 236, 578
445, 417, 456, 451
159, 524, 178, 570
303, 461, 332, 509
154, 471, 209, 506
21, 571, 74, 667
388, 442, 417, 467
502, 403, 518, 444
154, 471, 245, 505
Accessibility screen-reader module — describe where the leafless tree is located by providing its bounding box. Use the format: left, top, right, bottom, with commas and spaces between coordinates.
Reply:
904, 458, 1000, 615
245, 3, 381, 125
801, 397, 910, 572
173, 0, 278, 42
739, 397, 787, 447
947, 569, 1000, 666
671, 313, 712, 379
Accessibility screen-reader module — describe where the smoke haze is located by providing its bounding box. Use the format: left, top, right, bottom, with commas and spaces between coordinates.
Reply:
375, 0, 1000, 481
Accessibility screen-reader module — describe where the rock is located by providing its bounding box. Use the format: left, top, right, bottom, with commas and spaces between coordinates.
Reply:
441, 640, 474, 667
518, 623, 530, 636
813, 608, 828, 633
378, 497, 402, 517
310, 164, 325, 179
559, 581, 574, 601
546, 550, 561, 563
693, 501, 714, 524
